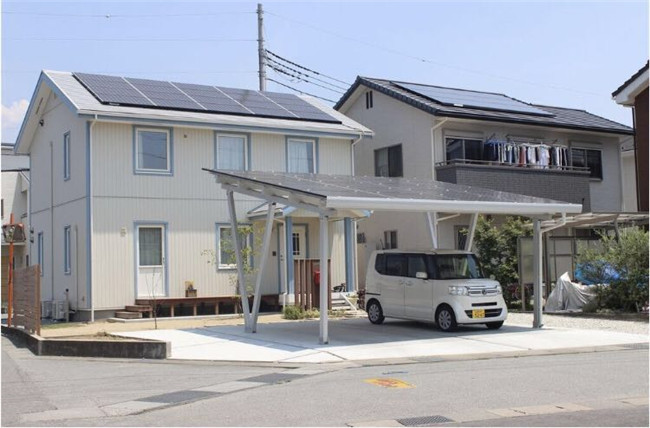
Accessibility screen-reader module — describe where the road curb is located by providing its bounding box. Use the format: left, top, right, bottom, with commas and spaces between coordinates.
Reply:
1, 325, 170, 359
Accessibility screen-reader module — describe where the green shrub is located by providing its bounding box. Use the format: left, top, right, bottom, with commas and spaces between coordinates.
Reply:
283, 305, 320, 320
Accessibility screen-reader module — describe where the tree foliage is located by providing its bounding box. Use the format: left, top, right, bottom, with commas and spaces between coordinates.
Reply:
577, 227, 649, 312
472, 215, 532, 305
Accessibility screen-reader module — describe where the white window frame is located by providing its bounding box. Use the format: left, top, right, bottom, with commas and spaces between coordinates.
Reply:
287, 138, 316, 173
63, 132, 71, 180
215, 133, 249, 171
135, 127, 172, 174
63, 226, 71, 275
217, 225, 253, 270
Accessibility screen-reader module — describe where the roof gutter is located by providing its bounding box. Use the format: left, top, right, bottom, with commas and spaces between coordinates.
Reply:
325, 196, 582, 216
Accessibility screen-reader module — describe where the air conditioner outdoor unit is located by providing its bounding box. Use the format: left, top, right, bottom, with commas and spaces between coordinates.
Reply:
51, 301, 68, 320
41, 301, 52, 319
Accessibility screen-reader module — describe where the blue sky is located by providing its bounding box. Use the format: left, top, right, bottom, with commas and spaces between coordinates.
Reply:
2, 0, 648, 144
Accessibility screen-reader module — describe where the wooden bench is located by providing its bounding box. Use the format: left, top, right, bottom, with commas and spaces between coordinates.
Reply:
135, 295, 279, 318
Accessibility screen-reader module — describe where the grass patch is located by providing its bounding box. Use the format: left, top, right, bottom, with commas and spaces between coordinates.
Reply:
283, 306, 320, 320
41, 322, 88, 330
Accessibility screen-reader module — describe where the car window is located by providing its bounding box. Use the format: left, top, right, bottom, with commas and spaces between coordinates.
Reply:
385, 254, 407, 277
407, 254, 427, 278
375, 254, 386, 275
435, 254, 484, 279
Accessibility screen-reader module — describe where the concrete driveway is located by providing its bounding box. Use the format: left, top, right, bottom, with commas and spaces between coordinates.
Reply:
115, 317, 649, 363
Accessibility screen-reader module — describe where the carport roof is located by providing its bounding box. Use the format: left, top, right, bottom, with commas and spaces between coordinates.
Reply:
205, 169, 583, 217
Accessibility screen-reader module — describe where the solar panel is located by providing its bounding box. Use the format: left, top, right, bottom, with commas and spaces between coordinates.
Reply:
74, 72, 154, 106
394, 82, 554, 117
264, 92, 338, 122
172, 82, 251, 115
72, 72, 342, 124
126, 77, 203, 110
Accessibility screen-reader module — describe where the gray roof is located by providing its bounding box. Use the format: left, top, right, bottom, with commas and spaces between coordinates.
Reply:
207, 169, 582, 216
336, 77, 633, 135
612, 61, 649, 97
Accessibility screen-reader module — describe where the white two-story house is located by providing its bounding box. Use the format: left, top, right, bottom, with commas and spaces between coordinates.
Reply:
336, 77, 634, 286
14, 71, 371, 320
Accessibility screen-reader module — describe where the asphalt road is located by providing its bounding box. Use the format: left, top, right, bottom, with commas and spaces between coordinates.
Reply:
2, 336, 648, 427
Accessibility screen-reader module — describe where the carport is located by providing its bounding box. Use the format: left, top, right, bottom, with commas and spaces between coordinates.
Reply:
205, 169, 582, 344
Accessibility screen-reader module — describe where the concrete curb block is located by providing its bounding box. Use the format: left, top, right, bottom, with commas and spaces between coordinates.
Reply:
1, 326, 170, 359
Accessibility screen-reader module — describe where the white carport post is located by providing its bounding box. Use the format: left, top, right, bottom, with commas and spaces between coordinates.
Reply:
532, 218, 543, 328
319, 215, 329, 344
425, 212, 438, 249
227, 190, 252, 332
251, 202, 276, 333
464, 214, 479, 251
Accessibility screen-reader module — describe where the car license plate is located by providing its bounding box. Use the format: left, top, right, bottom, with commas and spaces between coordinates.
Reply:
472, 309, 485, 319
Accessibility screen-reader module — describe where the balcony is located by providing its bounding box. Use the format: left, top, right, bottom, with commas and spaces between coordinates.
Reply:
435, 160, 591, 212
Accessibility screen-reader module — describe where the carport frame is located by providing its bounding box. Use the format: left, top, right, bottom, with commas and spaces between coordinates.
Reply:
207, 169, 582, 343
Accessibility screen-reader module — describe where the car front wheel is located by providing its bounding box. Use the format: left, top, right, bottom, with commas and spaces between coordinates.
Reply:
367, 300, 385, 325
436, 306, 458, 332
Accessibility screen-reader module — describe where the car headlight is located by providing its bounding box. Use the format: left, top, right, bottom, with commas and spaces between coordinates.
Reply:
448, 286, 469, 296
496, 285, 503, 294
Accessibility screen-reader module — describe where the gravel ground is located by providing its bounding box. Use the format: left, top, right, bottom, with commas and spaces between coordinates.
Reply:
506, 311, 649, 335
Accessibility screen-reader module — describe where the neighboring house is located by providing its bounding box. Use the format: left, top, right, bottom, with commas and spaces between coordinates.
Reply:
14, 71, 371, 320
336, 77, 634, 286
613, 61, 649, 212
1, 143, 30, 313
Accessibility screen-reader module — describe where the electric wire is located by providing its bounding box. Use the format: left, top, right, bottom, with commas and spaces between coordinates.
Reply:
1, 11, 255, 18
268, 64, 344, 95
267, 78, 338, 103
6, 37, 256, 42
265, 10, 604, 97
266, 49, 350, 86
266, 56, 348, 92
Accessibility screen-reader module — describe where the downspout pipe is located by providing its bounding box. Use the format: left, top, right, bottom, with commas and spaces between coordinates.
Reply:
89, 115, 97, 322
430, 118, 449, 180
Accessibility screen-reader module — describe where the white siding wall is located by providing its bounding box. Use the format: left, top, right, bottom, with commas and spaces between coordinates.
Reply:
621, 151, 638, 211
90, 122, 353, 309
28, 93, 88, 306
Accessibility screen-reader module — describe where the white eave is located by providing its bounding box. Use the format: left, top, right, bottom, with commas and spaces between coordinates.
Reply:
614, 68, 649, 106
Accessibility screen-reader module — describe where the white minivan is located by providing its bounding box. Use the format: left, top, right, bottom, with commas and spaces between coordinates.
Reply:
364, 249, 507, 331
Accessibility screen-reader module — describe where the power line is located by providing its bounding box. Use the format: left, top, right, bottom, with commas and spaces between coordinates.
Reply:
268, 65, 344, 95
265, 10, 605, 98
1, 70, 258, 75
6, 37, 256, 42
267, 78, 337, 103
1, 11, 254, 18
266, 56, 348, 92
266, 49, 350, 86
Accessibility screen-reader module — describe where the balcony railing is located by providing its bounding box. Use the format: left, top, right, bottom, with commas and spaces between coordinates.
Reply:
435, 159, 591, 211
435, 158, 590, 173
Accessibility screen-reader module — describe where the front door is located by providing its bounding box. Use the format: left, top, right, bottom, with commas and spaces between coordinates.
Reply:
292, 225, 307, 259
136, 225, 166, 298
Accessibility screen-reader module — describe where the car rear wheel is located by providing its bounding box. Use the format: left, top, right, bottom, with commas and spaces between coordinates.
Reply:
367, 300, 385, 325
436, 305, 457, 332
486, 321, 504, 330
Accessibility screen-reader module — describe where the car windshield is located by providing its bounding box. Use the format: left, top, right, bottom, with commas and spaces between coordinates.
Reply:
433, 254, 485, 280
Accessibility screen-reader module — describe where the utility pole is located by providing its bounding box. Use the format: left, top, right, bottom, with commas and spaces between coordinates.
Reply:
257, 3, 266, 91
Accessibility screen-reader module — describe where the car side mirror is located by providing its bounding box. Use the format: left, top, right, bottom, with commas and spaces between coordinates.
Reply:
416, 271, 428, 280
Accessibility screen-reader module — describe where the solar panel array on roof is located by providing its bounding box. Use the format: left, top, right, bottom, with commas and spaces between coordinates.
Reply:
73, 72, 341, 124
393, 81, 554, 117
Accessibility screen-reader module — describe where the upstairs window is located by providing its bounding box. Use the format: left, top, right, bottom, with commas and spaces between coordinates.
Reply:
445, 137, 483, 162
216, 134, 248, 170
374, 144, 403, 177
287, 138, 316, 173
135, 128, 172, 174
365, 91, 374, 109
571, 148, 602, 179
63, 132, 71, 180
